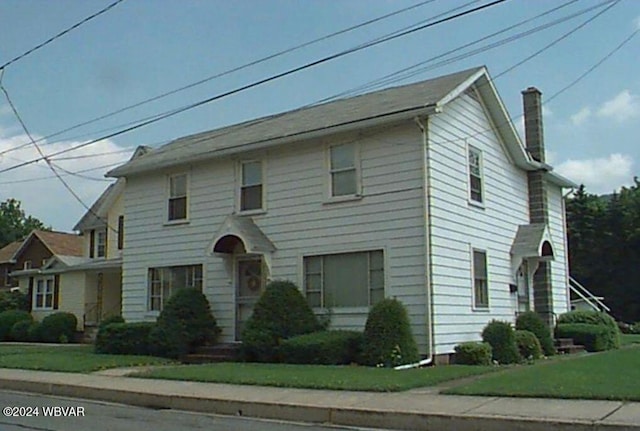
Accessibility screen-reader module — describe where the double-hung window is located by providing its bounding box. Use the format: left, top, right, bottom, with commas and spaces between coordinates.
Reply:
148, 264, 203, 311
96, 229, 107, 258
329, 143, 358, 197
304, 250, 384, 308
35, 277, 55, 310
472, 249, 489, 309
468, 146, 484, 204
168, 173, 188, 221
240, 161, 263, 211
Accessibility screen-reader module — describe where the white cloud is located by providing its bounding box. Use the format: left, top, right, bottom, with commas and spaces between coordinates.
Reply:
0, 129, 133, 231
570, 106, 592, 126
555, 153, 635, 194
597, 90, 640, 122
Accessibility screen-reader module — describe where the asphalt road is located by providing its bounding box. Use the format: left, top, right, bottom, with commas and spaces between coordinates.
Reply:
0, 390, 390, 431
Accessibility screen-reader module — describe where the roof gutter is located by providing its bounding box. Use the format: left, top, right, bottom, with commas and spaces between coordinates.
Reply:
108, 104, 439, 178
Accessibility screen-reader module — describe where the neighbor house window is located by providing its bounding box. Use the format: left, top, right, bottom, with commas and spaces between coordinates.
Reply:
329, 143, 358, 197
23, 260, 32, 270
34, 277, 55, 310
472, 249, 489, 308
117, 215, 124, 250
96, 229, 107, 258
240, 161, 263, 211
148, 264, 203, 311
468, 146, 484, 204
304, 250, 384, 308
168, 173, 188, 221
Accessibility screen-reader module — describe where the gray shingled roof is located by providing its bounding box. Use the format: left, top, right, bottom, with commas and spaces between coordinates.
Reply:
108, 67, 483, 177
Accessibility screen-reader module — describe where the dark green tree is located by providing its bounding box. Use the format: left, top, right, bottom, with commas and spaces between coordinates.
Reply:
0, 198, 48, 247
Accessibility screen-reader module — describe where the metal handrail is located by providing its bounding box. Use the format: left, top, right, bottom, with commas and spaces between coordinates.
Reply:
569, 276, 610, 312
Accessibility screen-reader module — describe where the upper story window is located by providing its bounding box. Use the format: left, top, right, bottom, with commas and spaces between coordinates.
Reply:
468, 146, 484, 204
96, 230, 107, 258
240, 161, 263, 212
472, 249, 489, 309
168, 173, 188, 221
23, 260, 32, 270
329, 143, 359, 197
304, 250, 384, 308
117, 215, 124, 250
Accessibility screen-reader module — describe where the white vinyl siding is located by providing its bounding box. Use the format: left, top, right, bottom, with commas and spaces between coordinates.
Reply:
304, 250, 384, 308
428, 91, 530, 354
122, 124, 428, 353
547, 185, 570, 315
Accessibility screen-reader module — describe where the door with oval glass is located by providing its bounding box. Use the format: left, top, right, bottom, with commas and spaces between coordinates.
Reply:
236, 256, 264, 340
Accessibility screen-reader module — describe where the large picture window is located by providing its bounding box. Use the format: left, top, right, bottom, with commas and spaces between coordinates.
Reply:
148, 264, 203, 311
472, 249, 489, 309
329, 143, 358, 197
304, 250, 384, 308
168, 173, 188, 221
34, 277, 55, 310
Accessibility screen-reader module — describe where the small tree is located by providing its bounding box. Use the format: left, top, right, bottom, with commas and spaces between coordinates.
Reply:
361, 298, 419, 367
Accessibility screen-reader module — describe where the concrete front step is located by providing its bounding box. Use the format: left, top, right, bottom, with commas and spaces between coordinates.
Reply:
554, 337, 585, 354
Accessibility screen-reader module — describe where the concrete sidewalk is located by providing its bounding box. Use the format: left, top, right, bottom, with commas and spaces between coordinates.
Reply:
0, 367, 638, 431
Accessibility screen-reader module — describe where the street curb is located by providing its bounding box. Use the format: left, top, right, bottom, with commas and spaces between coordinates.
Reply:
1, 377, 637, 431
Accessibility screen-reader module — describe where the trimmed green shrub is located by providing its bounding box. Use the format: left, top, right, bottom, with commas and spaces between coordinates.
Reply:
39, 312, 77, 343
156, 288, 219, 352
555, 323, 609, 352
241, 280, 320, 362
632, 323, 640, 335
516, 311, 555, 356
148, 320, 188, 359
361, 298, 420, 367
10, 319, 33, 341
280, 331, 363, 365
453, 342, 492, 365
98, 315, 125, 331
27, 322, 42, 342
514, 330, 542, 360
481, 320, 520, 364
95, 322, 155, 355
557, 310, 620, 349
0, 290, 30, 313
0, 309, 32, 341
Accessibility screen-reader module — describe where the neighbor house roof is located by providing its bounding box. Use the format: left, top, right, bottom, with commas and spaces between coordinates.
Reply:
107, 67, 575, 188
13, 230, 83, 259
0, 241, 22, 264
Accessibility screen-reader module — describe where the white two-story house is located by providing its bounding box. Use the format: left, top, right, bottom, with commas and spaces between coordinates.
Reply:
108, 67, 575, 361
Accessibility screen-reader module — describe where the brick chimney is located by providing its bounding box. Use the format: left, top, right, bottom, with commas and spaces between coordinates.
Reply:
522, 87, 553, 329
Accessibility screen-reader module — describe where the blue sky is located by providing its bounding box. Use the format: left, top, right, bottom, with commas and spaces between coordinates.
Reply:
0, 0, 638, 230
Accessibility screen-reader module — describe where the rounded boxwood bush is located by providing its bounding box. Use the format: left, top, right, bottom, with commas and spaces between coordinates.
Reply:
95, 322, 155, 355
98, 315, 125, 331
27, 321, 42, 342
361, 298, 419, 367
516, 311, 555, 356
39, 312, 77, 343
241, 280, 320, 362
0, 309, 32, 341
279, 330, 363, 365
10, 319, 33, 342
514, 329, 542, 360
454, 342, 492, 365
481, 320, 520, 364
556, 310, 620, 350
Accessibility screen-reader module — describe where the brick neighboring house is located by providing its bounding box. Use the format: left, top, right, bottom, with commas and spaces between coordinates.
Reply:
9, 230, 83, 323
0, 240, 22, 291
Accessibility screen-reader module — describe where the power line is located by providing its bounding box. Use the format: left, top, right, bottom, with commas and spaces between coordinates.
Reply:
0, 0, 510, 174
0, 0, 125, 70
0, 0, 439, 158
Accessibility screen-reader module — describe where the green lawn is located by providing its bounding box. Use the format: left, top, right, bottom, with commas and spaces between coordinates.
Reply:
0, 344, 173, 372
444, 345, 640, 401
621, 333, 640, 346
134, 362, 496, 392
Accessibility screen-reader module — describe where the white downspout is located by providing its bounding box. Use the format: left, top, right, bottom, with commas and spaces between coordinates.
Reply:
394, 116, 435, 370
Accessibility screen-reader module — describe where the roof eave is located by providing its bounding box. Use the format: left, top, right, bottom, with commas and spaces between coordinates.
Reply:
108, 104, 439, 177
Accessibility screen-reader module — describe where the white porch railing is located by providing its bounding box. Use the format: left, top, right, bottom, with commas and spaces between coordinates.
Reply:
569, 276, 610, 313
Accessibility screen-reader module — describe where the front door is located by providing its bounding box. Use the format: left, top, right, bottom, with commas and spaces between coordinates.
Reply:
235, 257, 264, 340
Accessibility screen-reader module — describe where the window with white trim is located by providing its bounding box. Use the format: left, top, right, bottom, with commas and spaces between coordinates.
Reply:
329, 143, 358, 197
304, 250, 384, 308
468, 146, 484, 204
168, 173, 188, 221
34, 277, 55, 310
240, 161, 263, 211
23, 260, 32, 270
96, 229, 107, 258
472, 249, 489, 308
148, 264, 203, 311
